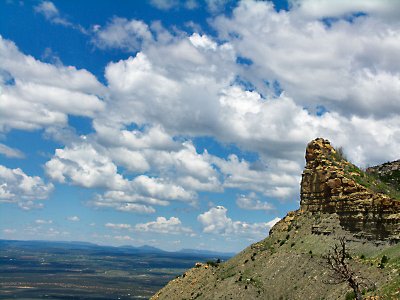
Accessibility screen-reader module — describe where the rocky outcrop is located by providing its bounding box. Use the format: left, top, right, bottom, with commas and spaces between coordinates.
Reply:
152, 138, 400, 300
300, 138, 400, 241
367, 160, 400, 190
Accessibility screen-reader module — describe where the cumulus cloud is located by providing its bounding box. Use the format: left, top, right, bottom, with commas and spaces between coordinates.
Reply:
92, 17, 153, 52
213, 1, 400, 119
289, 0, 400, 19
45, 142, 127, 190
236, 193, 274, 211
47, 135, 223, 213
210, 151, 301, 199
0, 143, 24, 158
67, 216, 80, 222
0, 36, 104, 132
0, 165, 53, 209
198, 206, 280, 237
135, 216, 193, 235
105, 223, 131, 230
4, 0, 400, 227
205, 0, 232, 13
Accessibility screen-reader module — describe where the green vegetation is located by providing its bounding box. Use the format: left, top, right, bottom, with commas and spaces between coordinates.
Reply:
332, 153, 400, 200
206, 259, 221, 267
328, 146, 400, 200
219, 265, 236, 280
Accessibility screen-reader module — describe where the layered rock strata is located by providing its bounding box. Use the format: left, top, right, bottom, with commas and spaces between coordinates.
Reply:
300, 138, 400, 241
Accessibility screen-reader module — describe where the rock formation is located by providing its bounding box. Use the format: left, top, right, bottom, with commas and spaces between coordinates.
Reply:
300, 138, 400, 241
367, 160, 400, 190
151, 138, 400, 300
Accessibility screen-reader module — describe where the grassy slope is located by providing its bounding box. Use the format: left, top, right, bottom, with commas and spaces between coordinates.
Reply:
152, 212, 400, 300
152, 154, 400, 300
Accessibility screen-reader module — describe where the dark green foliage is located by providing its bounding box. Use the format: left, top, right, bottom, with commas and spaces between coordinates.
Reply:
345, 291, 356, 300
378, 255, 389, 268
206, 260, 219, 267
381, 255, 389, 264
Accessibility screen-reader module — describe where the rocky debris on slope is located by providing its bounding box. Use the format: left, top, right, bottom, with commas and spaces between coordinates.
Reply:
300, 138, 400, 241
367, 160, 400, 190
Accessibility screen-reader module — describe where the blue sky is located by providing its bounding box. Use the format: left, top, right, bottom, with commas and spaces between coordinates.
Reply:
0, 0, 400, 252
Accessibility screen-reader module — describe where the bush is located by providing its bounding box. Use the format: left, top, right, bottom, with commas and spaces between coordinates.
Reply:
345, 291, 356, 300
381, 255, 389, 264
206, 260, 220, 267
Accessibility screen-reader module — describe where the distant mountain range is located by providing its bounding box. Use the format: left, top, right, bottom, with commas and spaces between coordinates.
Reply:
0, 239, 235, 258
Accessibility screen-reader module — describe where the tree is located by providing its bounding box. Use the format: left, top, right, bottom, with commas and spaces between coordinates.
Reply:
323, 237, 371, 300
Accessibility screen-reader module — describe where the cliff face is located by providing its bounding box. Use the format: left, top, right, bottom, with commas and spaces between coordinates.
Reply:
300, 138, 400, 241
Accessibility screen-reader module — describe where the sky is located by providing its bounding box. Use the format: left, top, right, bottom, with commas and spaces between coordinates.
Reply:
0, 0, 400, 252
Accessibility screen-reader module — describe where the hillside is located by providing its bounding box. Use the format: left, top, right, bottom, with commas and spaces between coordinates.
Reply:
151, 138, 400, 300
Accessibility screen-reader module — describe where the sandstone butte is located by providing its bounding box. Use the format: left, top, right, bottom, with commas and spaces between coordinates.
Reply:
300, 138, 400, 241
151, 138, 400, 300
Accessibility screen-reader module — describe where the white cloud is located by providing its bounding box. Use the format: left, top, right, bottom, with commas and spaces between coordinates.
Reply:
211, 151, 301, 199
105, 223, 131, 230
3, 228, 16, 234
0, 143, 24, 158
213, 1, 400, 119
135, 216, 193, 235
113, 235, 134, 241
67, 216, 80, 222
34, 1, 87, 33
149, 0, 178, 10
205, 0, 232, 13
35, 219, 53, 224
45, 143, 127, 190
47, 136, 222, 213
189, 33, 217, 50
0, 36, 104, 132
34, 1, 59, 20
236, 193, 274, 211
0, 165, 53, 209
198, 206, 280, 237
93, 123, 178, 151
289, 0, 400, 19
149, 0, 199, 10
102, 36, 235, 131
92, 17, 153, 52
3, 0, 400, 223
